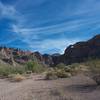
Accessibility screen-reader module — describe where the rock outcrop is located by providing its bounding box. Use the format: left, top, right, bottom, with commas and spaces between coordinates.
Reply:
0, 34, 100, 66
62, 34, 100, 64
0, 47, 53, 66
43, 54, 54, 66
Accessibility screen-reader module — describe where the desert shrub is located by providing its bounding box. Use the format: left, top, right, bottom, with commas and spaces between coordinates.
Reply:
45, 68, 71, 80
85, 59, 100, 73
45, 63, 75, 80
26, 61, 45, 73
67, 63, 80, 70
56, 69, 71, 78
10, 66, 26, 74
10, 74, 25, 82
0, 60, 45, 78
56, 63, 66, 69
26, 61, 35, 71
92, 75, 100, 85
0, 66, 10, 77
66, 63, 82, 75
84, 59, 100, 85
45, 69, 58, 80
0, 64, 26, 77
56, 63, 81, 74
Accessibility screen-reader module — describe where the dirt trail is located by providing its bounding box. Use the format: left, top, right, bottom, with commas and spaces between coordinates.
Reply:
0, 74, 100, 100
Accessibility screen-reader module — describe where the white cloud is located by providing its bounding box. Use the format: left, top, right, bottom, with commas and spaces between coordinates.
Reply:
0, 1, 17, 19
26, 38, 80, 54
1, 0, 100, 53
11, 14, 100, 53
12, 17, 99, 35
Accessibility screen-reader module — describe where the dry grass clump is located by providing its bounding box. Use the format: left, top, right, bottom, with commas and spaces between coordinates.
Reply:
9, 74, 26, 82
56, 69, 71, 78
45, 70, 58, 80
45, 62, 89, 80
66, 63, 83, 75
84, 59, 100, 85
0, 64, 26, 78
26, 61, 46, 73
45, 68, 72, 80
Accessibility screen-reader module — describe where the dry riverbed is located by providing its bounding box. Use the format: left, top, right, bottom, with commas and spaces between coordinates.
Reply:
0, 74, 100, 100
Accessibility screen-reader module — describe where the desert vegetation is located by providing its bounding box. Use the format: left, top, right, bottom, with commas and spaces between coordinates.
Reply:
44, 59, 100, 86
1, 58, 100, 85
26, 61, 45, 73
84, 59, 100, 85
0, 60, 46, 82
45, 63, 80, 80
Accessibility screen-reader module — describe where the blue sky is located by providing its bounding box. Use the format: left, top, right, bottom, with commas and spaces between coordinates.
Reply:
0, 0, 100, 54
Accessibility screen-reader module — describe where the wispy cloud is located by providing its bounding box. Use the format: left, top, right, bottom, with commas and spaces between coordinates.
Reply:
0, 1, 17, 19
28, 38, 80, 54
12, 17, 100, 35
0, 0, 100, 53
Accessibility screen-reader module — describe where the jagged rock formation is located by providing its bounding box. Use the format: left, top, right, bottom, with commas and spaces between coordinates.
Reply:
0, 47, 52, 67
43, 54, 54, 66
47, 34, 100, 66
61, 34, 100, 65
0, 34, 100, 66
0, 47, 16, 66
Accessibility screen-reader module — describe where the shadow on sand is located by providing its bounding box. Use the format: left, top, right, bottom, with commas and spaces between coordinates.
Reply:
65, 84, 99, 93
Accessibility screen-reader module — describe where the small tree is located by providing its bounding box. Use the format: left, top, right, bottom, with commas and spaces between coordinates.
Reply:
56, 63, 66, 69
26, 61, 35, 72
26, 61, 45, 73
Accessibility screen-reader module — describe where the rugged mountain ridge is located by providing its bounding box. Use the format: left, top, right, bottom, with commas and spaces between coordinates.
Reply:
48, 34, 100, 65
0, 47, 55, 67
0, 34, 100, 66
62, 34, 100, 64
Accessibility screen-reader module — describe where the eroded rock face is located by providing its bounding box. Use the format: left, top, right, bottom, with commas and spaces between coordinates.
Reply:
0, 47, 16, 66
0, 48, 54, 66
63, 34, 100, 64
43, 54, 54, 66
50, 34, 100, 65
0, 34, 100, 66
33, 52, 44, 62
51, 54, 62, 66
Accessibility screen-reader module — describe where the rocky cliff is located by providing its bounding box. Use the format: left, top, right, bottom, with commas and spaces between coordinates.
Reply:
0, 47, 55, 67
62, 34, 100, 64
0, 34, 100, 66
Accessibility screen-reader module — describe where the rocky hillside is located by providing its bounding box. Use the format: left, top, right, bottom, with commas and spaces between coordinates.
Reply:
0, 34, 100, 66
60, 34, 100, 65
0, 47, 47, 67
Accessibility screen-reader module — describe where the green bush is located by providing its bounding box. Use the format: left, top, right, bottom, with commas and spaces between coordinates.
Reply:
55, 63, 82, 76
45, 68, 72, 80
85, 59, 100, 73
45, 63, 80, 80
0, 67, 10, 76
0, 60, 45, 78
45, 70, 58, 80
66, 63, 83, 75
26, 61, 45, 73
0, 64, 26, 77
56, 69, 71, 78
84, 59, 100, 85
56, 63, 66, 69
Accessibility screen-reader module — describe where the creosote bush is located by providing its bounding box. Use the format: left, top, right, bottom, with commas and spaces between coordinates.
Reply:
56, 63, 66, 69
0, 65, 26, 77
45, 67, 72, 80
0, 60, 45, 78
45, 62, 87, 80
56, 69, 71, 78
9, 74, 25, 82
84, 59, 100, 85
45, 70, 58, 80
26, 61, 45, 73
